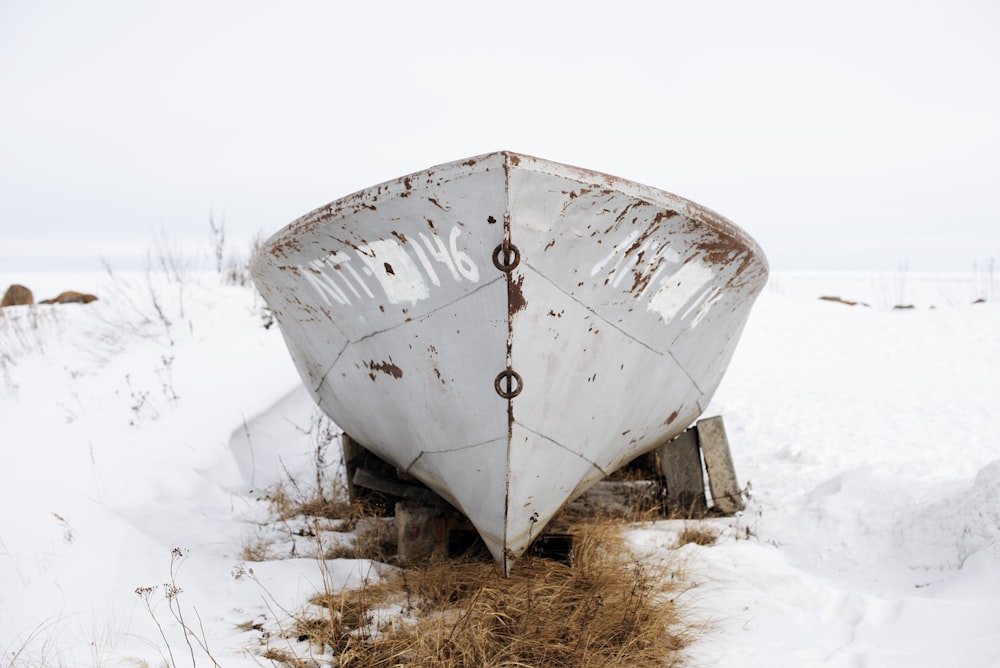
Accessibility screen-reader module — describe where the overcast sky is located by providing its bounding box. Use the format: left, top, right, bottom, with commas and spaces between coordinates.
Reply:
2, 0, 998, 272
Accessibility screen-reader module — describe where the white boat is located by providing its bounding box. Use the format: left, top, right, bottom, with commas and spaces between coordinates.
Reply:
250, 151, 768, 574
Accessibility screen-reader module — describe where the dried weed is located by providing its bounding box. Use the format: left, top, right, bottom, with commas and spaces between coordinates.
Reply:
675, 523, 719, 547
283, 521, 689, 668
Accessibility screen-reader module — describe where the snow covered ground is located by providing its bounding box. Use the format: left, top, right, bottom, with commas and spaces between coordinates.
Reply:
1, 267, 998, 666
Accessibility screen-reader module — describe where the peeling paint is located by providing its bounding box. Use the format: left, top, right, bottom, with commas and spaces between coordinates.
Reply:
250, 150, 768, 576
508, 274, 526, 316
366, 359, 403, 381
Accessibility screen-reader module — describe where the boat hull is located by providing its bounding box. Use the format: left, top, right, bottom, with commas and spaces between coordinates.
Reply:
250, 152, 768, 573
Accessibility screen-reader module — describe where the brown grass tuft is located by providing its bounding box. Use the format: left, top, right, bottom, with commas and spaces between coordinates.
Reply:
285, 521, 689, 667
321, 516, 397, 561
240, 534, 273, 562
675, 523, 719, 547
261, 647, 310, 666
264, 483, 355, 522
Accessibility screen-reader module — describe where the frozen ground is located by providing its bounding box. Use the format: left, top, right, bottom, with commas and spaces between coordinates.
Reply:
1, 268, 998, 666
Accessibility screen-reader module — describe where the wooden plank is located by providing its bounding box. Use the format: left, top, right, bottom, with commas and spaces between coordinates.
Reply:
657, 428, 706, 514
341, 433, 365, 504
396, 501, 449, 563
352, 467, 449, 507
697, 415, 744, 514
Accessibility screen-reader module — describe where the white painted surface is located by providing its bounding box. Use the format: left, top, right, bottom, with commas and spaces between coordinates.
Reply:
251, 151, 769, 571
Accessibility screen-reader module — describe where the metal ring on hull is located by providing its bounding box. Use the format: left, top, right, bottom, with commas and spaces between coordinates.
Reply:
494, 368, 523, 399
492, 242, 520, 272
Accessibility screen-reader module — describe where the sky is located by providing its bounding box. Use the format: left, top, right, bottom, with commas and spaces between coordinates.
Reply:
1, 0, 999, 272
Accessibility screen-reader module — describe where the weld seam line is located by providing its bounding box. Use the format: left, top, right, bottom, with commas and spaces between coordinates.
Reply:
353, 275, 505, 346
404, 434, 509, 473
521, 259, 704, 395
314, 339, 350, 395
513, 420, 608, 477
313, 276, 505, 394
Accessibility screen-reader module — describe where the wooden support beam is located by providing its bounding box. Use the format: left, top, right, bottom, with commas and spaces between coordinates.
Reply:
657, 428, 707, 515
697, 415, 744, 514
352, 467, 450, 508
396, 501, 449, 563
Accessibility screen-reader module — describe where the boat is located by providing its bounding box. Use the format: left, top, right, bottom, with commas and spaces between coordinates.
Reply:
250, 151, 768, 574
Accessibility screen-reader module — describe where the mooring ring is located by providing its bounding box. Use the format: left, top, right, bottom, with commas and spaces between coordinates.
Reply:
494, 368, 523, 399
492, 241, 520, 272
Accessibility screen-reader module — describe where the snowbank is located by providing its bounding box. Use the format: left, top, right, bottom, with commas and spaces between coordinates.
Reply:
1, 270, 998, 666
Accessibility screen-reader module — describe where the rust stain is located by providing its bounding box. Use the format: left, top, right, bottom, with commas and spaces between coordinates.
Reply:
627, 254, 666, 297
367, 359, 403, 381
614, 201, 640, 224
391, 230, 408, 244
384, 262, 395, 275
622, 209, 679, 265
426, 218, 436, 230
544, 239, 555, 251
328, 235, 365, 254
693, 235, 743, 266
428, 197, 447, 211
564, 187, 592, 200
488, 215, 498, 224
268, 235, 303, 259
601, 207, 689, 299
663, 409, 679, 426
559, 186, 594, 214
508, 274, 527, 316
692, 232, 757, 289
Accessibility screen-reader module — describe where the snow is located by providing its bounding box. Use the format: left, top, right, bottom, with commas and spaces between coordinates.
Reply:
2, 268, 998, 666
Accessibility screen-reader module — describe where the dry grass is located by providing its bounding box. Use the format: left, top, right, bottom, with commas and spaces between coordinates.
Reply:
322, 516, 397, 561
240, 534, 274, 562
0, 303, 62, 398
283, 521, 689, 668
675, 523, 719, 547
264, 483, 356, 523
250, 455, 704, 666
260, 647, 310, 667
246, 477, 397, 564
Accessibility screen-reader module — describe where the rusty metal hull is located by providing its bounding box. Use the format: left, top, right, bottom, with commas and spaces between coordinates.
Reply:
250, 152, 768, 574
